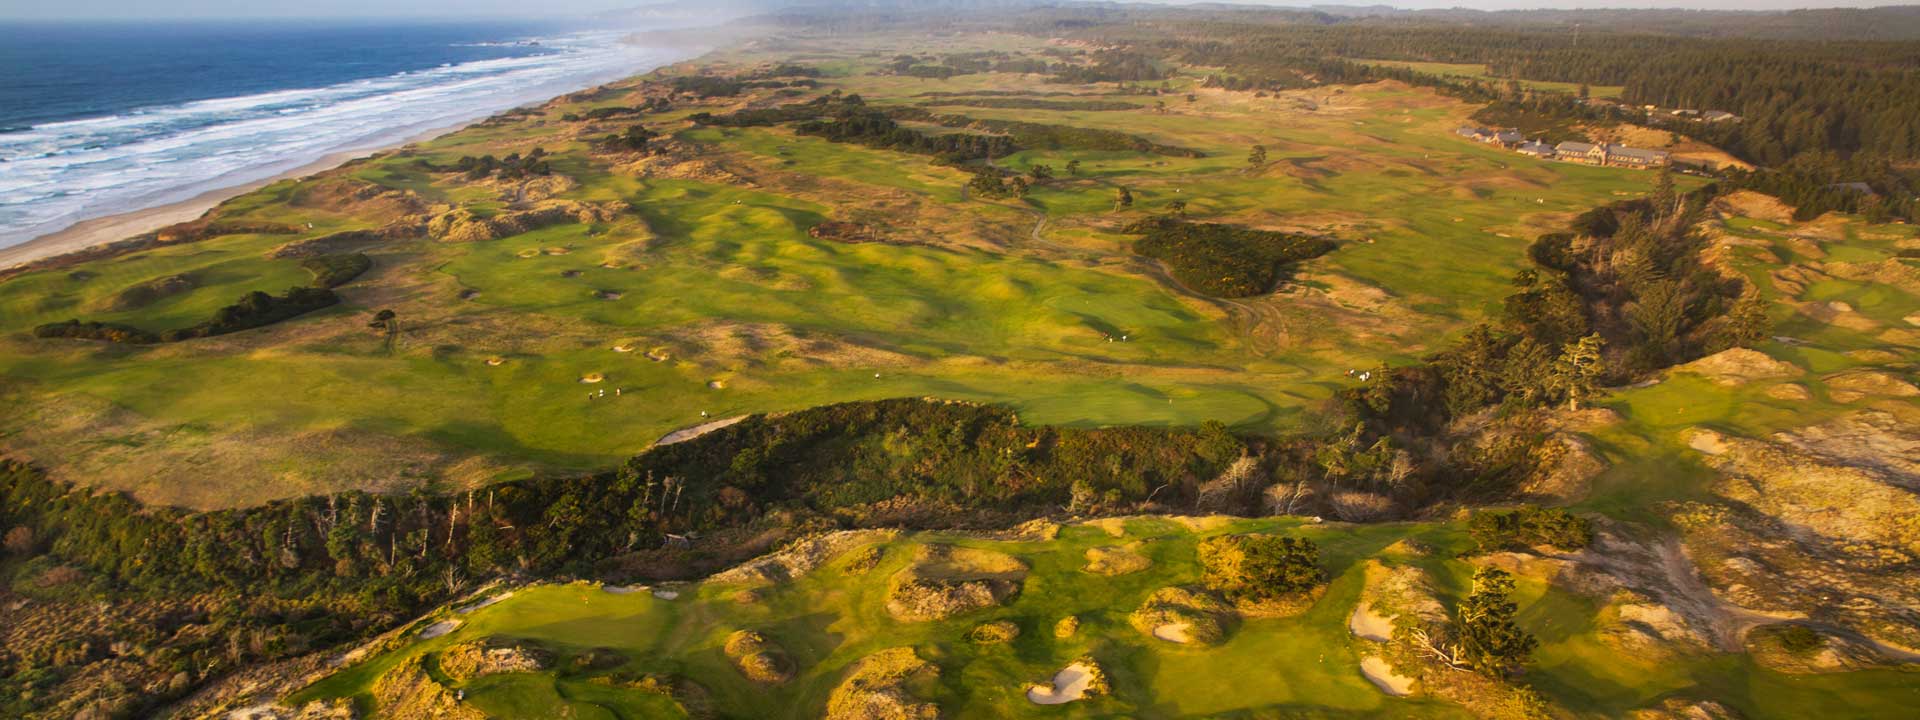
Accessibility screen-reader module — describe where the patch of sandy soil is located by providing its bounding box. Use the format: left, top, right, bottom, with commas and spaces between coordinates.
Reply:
418, 620, 460, 639
1711, 191, 1796, 224
1349, 600, 1394, 642
1084, 517, 1128, 538
1673, 348, 1802, 386
1152, 623, 1193, 643
1171, 515, 1236, 532
1359, 656, 1415, 696
1026, 662, 1095, 705
456, 592, 514, 614
1083, 544, 1153, 575
655, 415, 749, 447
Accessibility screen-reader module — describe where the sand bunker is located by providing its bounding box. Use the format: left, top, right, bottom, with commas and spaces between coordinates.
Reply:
1151, 623, 1193, 644
1131, 586, 1233, 645
484, 357, 505, 367
418, 620, 461, 639
612, 344, 635, 353
1360, 656, 1415, 696
457, 591, 514, 614
1027, 662, 1097, 705
602, 584, 643, 594
1349, 600, 1394, 642
653, 588, 680, 600
580, 373, 605, 383
542, 247, 571, 255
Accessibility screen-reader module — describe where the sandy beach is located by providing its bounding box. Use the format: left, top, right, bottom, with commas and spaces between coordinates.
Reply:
0, 121, 469, 271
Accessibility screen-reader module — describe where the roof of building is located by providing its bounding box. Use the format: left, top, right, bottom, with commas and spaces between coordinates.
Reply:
1495, 130, 1524, 142
1555, 141, 1599, 154
1606, 144, 1671, 161
1517, 141, 1555, 154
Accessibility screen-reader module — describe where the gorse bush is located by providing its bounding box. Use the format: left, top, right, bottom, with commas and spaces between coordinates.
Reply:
1468, 506, 1593, 552
301, 253, 371, 289
1126, 218, 1334, 298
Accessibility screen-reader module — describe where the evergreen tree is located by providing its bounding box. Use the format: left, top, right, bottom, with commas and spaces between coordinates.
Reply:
1548, 334, 1605, 410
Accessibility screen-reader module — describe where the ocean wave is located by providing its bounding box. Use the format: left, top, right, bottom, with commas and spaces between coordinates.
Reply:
0, 30, 686, 247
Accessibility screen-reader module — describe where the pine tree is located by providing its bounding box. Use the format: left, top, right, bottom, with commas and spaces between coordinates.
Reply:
1454, 567, 1538, 677
1548, 334, 1605, 411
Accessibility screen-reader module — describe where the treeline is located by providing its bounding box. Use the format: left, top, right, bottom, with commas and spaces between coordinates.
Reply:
1344, 178, 1762, 440
449, 149, 552, 180
1125, 217, 1335, 298
33, 286, 341, 345
1128, 20, 1920, 168
796, 109, 1017, 163
2, 398, 1243, 590
895, 108, 1203, 157
918, 97, 1143, 111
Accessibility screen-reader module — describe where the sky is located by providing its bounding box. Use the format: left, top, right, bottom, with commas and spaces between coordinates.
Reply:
0, 0, 1907, 20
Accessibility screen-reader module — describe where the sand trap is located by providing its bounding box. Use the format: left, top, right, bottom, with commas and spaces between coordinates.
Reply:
458, 591, 514, 614
595, 290, 623, 300
542, 247, 571, 255
516, 249, 542, 258
1026, 662, 1095, 705
612, 344, 635, 353
1152, 623, 1193, 644
419, 620, 461, 639
656, 415, 748, 446
1086, 517, 1127, 538
1349, 600, 1393, 642
484, 357, 505, 366
652, 589, 680, 600
602, 584, 643, 595
708, 379, 726, 389
580, 373, 605, 384
645, 349, 670, 362
1360, 656, 1415, 696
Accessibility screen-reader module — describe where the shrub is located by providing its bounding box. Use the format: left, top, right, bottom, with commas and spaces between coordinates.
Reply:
1468, 506, 1593, 553
32, 320, 160, 344
160, 287, 340, 341
1197, 534, 1324, 601
301, 253, 372, 288
1127, 218, 1335, 298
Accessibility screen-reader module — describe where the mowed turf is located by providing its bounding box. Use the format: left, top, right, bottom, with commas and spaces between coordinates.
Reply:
0, 34, 1678, 506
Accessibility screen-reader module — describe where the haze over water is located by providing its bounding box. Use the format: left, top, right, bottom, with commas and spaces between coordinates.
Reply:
0, 19, 690, 247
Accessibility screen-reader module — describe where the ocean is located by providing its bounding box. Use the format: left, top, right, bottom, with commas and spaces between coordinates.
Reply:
0, 19, 692, 248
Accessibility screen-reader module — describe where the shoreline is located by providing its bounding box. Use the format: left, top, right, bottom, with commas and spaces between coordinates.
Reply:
0, 121, 471, 272
0, 28, 732, 274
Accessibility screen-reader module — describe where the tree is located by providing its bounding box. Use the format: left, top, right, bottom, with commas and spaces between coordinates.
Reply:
1027, 164, 1053, 181
1248, 144, 1268, 166
1065, 159, 1082, 176
1714, 291, 1771, 350
368, 309, 396, 331
1115, 186, 1134, 210
1167, 199, 1188, 215
1548, 334, 1605, 410
1454, 567, 1537, 677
